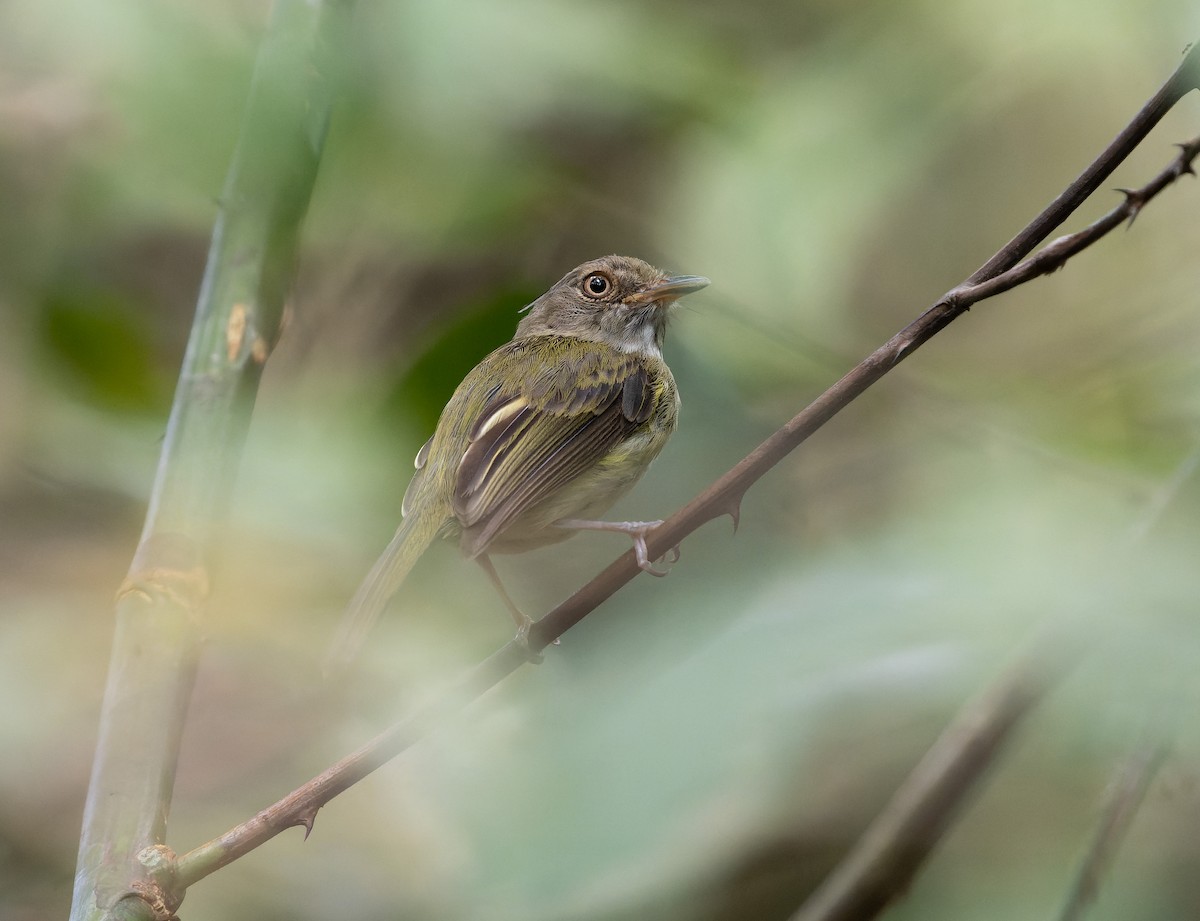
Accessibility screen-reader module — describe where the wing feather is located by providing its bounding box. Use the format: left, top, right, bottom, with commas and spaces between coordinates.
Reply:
400, 435, 434, 518
458, 397, 536, 500
449, 337, 653, 556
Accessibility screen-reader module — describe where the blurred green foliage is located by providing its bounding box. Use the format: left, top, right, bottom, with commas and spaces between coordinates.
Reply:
386, 281, 543, 435
2, 1, 1200, 920
38, 285, 166, 412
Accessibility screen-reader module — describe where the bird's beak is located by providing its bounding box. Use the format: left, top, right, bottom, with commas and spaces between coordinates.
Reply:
628, 274, 710, 306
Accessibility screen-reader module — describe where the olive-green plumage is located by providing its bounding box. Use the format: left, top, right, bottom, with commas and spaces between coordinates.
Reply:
330, 255, 708, 664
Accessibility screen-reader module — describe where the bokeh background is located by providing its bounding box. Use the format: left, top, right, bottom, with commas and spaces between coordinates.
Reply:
3, 1, 1200, 919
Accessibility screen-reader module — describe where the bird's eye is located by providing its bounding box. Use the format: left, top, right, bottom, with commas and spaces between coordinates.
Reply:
583, 273, 612, 298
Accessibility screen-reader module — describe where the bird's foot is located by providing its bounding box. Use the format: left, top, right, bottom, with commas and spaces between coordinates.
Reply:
555, 518, 680, 576
513, 615, 545, 665
477, 553, 549, 663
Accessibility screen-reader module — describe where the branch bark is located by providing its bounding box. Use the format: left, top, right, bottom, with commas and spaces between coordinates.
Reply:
169, 39, 1200, 891
69, 2, 355, 919
787, 643, 1068, 921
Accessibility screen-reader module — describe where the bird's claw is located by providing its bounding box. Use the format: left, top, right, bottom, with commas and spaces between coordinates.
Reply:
514, 617, 544, 665
554, 517, 680, 576
631, 522, 679, 576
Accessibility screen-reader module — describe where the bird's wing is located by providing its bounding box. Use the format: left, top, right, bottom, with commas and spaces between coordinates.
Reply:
452, 337, 654, 557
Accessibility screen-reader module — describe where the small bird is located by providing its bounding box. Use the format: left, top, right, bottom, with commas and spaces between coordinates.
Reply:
329, 255, 708, 666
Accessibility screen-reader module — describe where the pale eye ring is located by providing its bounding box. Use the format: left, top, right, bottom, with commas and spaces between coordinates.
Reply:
582, 272, 612, 298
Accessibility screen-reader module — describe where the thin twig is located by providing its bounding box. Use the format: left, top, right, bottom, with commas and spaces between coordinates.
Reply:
788, 643, 1069, 921
170, 41, 1200, 888
69, 3, 355, 920
968, 39, 1199, 283
174, 642, 529, 888
937, 135, 1200, 320
1057, 741, 1169, 921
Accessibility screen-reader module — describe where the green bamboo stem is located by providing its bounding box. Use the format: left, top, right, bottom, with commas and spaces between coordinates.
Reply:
69, 2, 354, 919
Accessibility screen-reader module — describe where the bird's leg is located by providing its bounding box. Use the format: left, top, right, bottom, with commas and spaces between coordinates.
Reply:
475, 553, 544, 664
553, 518, 679, 576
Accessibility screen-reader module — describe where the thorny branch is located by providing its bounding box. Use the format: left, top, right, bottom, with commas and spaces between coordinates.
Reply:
167, 41, 1200, 896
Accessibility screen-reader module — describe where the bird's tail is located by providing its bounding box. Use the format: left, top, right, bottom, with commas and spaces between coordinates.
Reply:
325, 510, 439, 674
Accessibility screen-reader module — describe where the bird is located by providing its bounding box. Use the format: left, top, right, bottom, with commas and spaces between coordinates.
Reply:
328, 255, 708, 667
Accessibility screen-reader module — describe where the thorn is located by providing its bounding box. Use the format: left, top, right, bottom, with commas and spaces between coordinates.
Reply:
1174, 144, 1197, 177
294, 809, 318, 840
726, 497, 743, 534
1116, 187, 1145, 227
